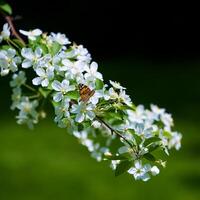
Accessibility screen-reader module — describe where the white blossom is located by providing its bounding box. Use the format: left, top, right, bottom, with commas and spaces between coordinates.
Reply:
32, 66, 54, 87
168, 132, 182, 150
52, 80, 75, 102
110, 80, 126, 90
21, 47, 42, 68
48, 32, 71, 45
0, 23, 10, 41
16, 97, 39, 129
71, 102, 95, 123
54, 98, 70, 122
10, 71, 26, 88
62, 59, 85, 75
11, 87, 22, 110
0, 48, 21, 76
84, 62, 103, 81
75, 45, 91, 63
128, 160, 151, 181
134, 123, 153, 139
119, 90, 132, 106
19, 29, 42, 40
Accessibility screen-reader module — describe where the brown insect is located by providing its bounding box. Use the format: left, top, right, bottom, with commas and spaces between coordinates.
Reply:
78, 84, 95, 102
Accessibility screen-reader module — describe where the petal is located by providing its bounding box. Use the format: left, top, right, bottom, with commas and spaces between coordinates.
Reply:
19, 30, 29, 36
1, 69, 9, 76
75, 113, 85, 123
118, 146, 129, 154
71, 104, 78, 113
32, 77, 43, 85
86, 111, 95, 120
127, 168, 136, 175
35, 68, 45, 76
22, 59, 32, 68
144, 164, 151, 172
35, 47, 42, 57
135, 160, 142, 169
140, 173, 150, 182
53, 92, 62, 102
90, 62, 98, 73
68, 85, 75, 91
32, 29, 42, 36
41, 79, 49, 87
62, 59, 72, 66
61, 80, 69, 88
52, 80, 62, 91
7, 49, 16, 58
151, 166, 160, 176
21, 48, 34, 59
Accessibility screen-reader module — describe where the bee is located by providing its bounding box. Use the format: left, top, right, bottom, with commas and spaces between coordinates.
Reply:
78, 84, 95, 102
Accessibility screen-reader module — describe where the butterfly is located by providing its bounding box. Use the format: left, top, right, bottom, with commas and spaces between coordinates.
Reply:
78, 84, 95, 102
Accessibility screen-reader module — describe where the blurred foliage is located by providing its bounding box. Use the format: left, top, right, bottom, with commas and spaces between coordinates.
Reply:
0, 59, 200, 199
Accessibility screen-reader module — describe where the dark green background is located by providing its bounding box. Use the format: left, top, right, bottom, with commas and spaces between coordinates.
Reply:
1, 0, 200, 199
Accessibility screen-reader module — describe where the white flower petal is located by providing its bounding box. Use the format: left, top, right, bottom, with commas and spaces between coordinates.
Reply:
140, 173, 150, 181
35, 47, 42, 57
35, 68, 45, 76
53, 92, 62, 102
32, 77, 43, 85
90, 62, 98, 73
75, 113, 84, 123
32, 29, 42, 36
41, 79, 49, 87
19, 30, 29, 36
151, 166, 160, 176
52, 80, 62, 91
22, 59, 32, 68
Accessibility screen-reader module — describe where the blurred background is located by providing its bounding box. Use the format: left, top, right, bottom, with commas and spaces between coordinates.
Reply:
0, 1, 200, 199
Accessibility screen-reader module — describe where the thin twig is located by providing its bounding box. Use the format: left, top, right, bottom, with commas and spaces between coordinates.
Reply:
23, 84, 37, 92
4, 15, 25, 45
96, 116, 133, 147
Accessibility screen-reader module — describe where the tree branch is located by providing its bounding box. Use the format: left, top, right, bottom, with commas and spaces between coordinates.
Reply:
96, 116, 133, 148
4, 15, 25, 45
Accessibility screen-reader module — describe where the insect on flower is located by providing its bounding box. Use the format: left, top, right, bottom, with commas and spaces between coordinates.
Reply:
78, 84, 95, 102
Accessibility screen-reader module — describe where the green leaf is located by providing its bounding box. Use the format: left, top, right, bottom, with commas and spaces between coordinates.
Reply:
39, 44, 48, 54
13, 39, 25, 48
104, 154, 128, 161
95, 79, 104, 90
66, 90, 80, 100
50, 42, 61, 56
120, 104, 136, 111
0, 45, 10, 50
0, 2, 12, 15
106, 111, 123, 120
163, 131, 172, 138
115, 160, 132, 176
127, 129, 142, 145
154, 120, 164, 129
143, 153, 156, 161
148, 144, 160, 152
143, 137, 161, 147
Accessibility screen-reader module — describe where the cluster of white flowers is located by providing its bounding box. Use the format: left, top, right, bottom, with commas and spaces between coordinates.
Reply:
0, 23, 182, 181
